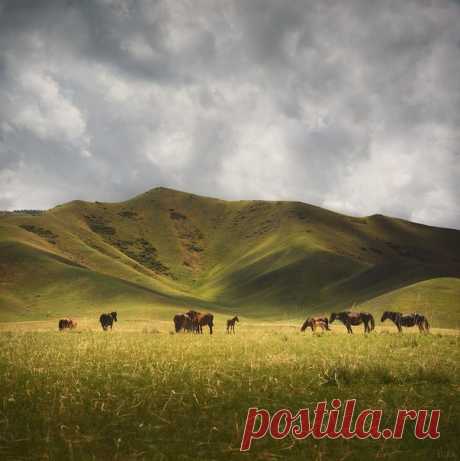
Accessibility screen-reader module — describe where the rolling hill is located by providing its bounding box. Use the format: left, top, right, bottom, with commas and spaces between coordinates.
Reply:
1, 187, 459, 326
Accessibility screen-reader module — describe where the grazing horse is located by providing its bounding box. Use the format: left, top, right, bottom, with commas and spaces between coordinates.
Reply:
58, 319, 77, 330
300, 316, 330, 332
226, 316, 239, 334
330, 311, 375, 334
381, 311, 430, 333
99, 312, 117, 331
173, 313, 193, 333
186, 310, 214, 334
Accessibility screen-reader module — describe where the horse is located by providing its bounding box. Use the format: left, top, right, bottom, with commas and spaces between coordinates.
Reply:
329, 311, 375, 334
58, 319, 77, 330
300, 316, 330, 332
99, 312, 117, 331
226, 316, 239, 334
186, 310, 214, 334
381, 311, 430, 333
173, 313, 193, 333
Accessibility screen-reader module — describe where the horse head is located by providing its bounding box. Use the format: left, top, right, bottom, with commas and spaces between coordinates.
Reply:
381, 311, 390, 322
111, 311, 118, 322
173, 314, 184, 332
329, 313, 337, 323
186, 310, 199, 320
235, 316, 239, 322
300, 319, 308, 332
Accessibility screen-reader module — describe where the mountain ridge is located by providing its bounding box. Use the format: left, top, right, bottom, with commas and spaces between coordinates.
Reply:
1, 187, 459, 325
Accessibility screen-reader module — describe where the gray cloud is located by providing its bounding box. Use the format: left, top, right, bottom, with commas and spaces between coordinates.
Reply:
0, 0, 459, 228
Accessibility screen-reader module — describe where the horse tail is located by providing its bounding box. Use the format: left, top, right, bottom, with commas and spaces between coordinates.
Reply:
423, 317, 430, 332
369, 314, 375, 331
300, 319, 308, 332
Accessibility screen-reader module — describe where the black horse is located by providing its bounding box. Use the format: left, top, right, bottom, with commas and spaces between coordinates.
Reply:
330, 311, 375, 334
99, 312, 117, 331
381, 311, 430, 333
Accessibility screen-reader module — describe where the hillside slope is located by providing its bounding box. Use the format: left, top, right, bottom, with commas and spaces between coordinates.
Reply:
1, 187, 459, 325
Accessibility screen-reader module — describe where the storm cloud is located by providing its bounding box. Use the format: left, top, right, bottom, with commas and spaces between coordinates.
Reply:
1, 0, 459, 228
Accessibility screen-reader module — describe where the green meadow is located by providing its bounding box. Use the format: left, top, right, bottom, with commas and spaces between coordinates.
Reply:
0, 321, 458, 460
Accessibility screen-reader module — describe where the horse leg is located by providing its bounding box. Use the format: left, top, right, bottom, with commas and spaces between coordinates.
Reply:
347, 323, 353, 334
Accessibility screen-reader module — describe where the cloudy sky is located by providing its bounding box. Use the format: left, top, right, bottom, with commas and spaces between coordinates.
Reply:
0, 0, 459, 229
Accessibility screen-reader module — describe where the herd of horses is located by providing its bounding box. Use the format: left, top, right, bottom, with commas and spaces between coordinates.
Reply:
58, 309, 430, 334
173, 310, 215, 334
302, 310, 430, 334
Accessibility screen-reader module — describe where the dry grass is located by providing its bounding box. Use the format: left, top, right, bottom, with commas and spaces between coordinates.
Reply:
0, 323, 458, 460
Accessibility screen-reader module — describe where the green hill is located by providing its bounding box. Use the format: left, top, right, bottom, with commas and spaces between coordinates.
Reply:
1, 187, 459, 326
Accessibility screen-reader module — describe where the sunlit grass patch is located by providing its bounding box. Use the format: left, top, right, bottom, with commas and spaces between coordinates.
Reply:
0, 326, 458, 460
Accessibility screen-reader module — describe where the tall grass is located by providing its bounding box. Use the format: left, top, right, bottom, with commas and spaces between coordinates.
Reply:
0, 327, 458, 460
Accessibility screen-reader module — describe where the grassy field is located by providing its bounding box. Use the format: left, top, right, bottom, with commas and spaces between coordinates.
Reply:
0, 320, 458, 460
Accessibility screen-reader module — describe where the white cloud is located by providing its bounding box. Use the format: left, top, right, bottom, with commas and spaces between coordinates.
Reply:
13, 69, 90, 150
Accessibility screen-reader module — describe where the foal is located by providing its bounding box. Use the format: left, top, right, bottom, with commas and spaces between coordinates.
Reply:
300, 317, 330, 332
226, 316, 239, 334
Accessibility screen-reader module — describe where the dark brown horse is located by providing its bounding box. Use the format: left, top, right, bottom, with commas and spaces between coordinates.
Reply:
300, 316, 330, 332
381, 311, 430, 333
58, 319, 77, 330
330, 311, 375, 334
173, 313, 193, 333
226, 316, 239, 334
185, 310, 200, 333
99, 312, 117, 331
186, 310, 214, 335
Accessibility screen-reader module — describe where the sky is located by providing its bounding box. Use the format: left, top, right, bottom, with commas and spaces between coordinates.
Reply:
0, 0, 459, 229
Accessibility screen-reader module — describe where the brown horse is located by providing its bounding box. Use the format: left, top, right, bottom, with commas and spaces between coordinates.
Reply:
173, 313, 193, 333
58, 319, 77, 330
300, 316, 330, 332
330, 311, 375, 334
381, 311, 430, 333
186, 310, 214, 335
226, 316, 239, 334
